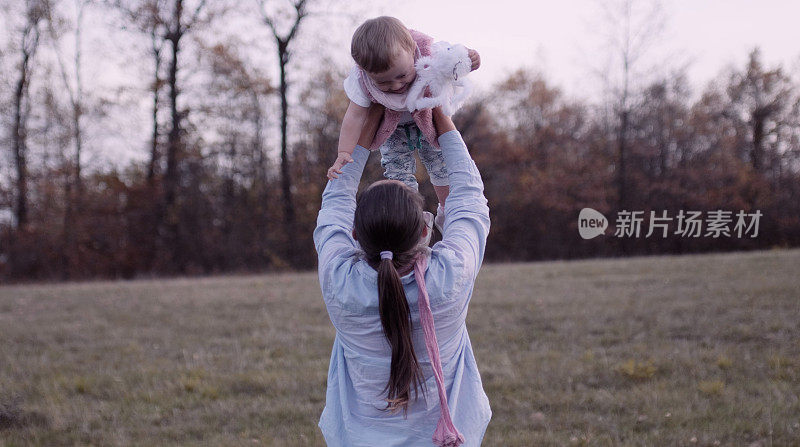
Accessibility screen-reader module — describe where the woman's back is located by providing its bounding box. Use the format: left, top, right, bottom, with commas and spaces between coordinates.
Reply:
322, 245, 470, 354
314, 119, 491, 445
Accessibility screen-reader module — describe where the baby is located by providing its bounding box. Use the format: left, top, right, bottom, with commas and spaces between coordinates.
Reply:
327, 16, 480, 234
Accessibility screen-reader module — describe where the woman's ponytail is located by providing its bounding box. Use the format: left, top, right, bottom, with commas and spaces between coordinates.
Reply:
377, 255, 424, 416
353, 180, 426, 417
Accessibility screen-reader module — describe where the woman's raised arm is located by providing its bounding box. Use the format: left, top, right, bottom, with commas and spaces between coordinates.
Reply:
431, 107, 491, 284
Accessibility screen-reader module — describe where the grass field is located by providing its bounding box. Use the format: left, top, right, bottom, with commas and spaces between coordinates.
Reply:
1, 248, 799, 446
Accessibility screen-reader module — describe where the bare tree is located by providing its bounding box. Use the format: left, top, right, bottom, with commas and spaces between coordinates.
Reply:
110, 0, 227, 271
636, 73, 691, 180
256, 0, 309, 264
589, 0, 666, 211
726, 49, 797, 180
196, 38, 275, 266
43, 0, 89, 278
104, 0, 169, 273
10, 1, 48, 230
158, 0, 239, 272
108, 0, 169, 184
146, 16, 165, 184
201, 40, 272, 184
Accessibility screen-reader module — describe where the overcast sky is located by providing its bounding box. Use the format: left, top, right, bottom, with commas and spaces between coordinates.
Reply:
7, 0, 798, 168
366, 0, 800, 99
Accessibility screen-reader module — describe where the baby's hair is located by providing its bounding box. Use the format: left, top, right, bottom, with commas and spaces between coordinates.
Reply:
351, 16, 416, 74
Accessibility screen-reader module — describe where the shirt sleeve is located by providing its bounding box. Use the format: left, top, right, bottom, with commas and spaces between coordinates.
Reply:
343, 66, 372, 108
432, 130, 490, 285
313, 145, 371, 270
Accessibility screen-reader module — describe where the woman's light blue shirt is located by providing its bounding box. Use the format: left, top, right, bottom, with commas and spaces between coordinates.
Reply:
313, 130, 492, 446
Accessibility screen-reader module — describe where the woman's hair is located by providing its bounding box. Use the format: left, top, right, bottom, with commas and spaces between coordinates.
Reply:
353, 180, 426, 416
351, 16, 416, 73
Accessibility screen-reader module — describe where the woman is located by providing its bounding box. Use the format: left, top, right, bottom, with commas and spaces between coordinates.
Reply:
314, 104, 491, 446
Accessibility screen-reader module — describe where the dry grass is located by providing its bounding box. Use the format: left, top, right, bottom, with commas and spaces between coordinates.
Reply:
1, 248, 799, 446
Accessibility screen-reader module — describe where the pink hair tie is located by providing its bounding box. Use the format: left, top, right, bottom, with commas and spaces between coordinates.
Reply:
413, 255, 465, 447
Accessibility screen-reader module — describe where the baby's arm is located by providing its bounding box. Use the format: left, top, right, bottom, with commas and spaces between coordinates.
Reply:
328, 100, 369, 180
339, 100, 369, 154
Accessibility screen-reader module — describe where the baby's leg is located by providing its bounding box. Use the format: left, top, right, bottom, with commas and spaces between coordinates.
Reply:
416, 128, 450, 205
417, 126, 450, 233
380, 126, 419, 191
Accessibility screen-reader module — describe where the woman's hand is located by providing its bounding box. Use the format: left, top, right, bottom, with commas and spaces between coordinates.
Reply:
467, 48, 481, 71
432, 106, 456, 137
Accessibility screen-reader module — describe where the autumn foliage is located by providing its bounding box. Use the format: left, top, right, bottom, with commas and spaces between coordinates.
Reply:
1, 45, 798, 281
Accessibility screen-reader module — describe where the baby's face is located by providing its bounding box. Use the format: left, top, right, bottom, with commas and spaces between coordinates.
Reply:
367, 48, 416, 94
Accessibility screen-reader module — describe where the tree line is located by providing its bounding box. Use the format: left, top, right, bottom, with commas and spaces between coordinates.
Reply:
1, 0, 799, 282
